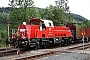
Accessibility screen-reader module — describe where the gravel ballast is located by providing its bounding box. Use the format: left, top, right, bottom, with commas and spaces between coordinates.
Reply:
40, 53, 90, 60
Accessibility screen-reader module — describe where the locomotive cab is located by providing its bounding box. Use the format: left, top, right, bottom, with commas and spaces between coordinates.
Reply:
29, 19, 54, 30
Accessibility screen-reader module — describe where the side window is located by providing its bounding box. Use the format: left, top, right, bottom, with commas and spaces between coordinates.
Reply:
31, 22, 40, 25
49, 23, 51, 26
42, 23, 46, 30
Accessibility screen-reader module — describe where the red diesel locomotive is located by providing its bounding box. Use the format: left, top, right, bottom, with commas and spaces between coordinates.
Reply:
10, 19, 73, 48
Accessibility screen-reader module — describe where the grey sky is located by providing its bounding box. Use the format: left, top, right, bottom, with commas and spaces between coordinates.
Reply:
0, 0, 90, 20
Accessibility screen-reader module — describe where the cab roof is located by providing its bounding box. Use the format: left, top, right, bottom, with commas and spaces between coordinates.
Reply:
29, 19, 54, 27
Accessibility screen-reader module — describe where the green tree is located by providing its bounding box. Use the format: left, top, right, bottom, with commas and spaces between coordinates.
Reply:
8, 0, 34, 20
0, 12, 9, 24
55, 0, 69, 12
42, 5, 67, 26
0, 30, 7, 47
8, 0, 34, 25
9, 6, 41, 29
27, 7, 41, 20
9, 0, 41, 29
80, 20, 90, 28
55, 0, 72, 24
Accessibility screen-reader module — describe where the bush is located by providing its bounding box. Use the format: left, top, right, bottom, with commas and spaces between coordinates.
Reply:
0, 30, 7, 47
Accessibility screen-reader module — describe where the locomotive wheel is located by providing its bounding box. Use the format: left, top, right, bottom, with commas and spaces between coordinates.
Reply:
37, 43, 41, 49
43, 42, 46, 48
34, 46, 38, 50
34, 42, 40, 50
68, 38, 74, 44
65, 40, 69, 46
43, 42, 48, 48
59, 43, 62, 46
61, 40, 64, 46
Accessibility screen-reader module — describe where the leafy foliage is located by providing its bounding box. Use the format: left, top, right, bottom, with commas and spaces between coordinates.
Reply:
0, 8, 10, 47
80, 20, 90, 28
55, 0, 69, 12
0, 30, 7, 47
10, 7, 41, 29
0, 7, 12, 13
9, 0, 41, 29
8, 0, 34, 22
0, 12, 9, 24
42, 5, 76, 26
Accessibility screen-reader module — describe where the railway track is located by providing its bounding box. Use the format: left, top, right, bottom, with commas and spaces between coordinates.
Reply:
14, 51, 71, 60
67, 43, 90, 50
15, 43, 90, 60
0, 47, 13, 52
0, 43, 70, 57
0, 47, 29, 57
0, 48, 17, 57
0, 42, 90, 60
0, 47, 17, 57
0, 47, 33, 57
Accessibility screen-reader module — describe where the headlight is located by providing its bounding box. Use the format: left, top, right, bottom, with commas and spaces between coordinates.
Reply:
20, 29, 25, 32
17, 33, 20, 37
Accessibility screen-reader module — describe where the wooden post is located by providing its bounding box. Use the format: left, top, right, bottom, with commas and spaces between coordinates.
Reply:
7, 18, 10, 47
17, 48, 20, 56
